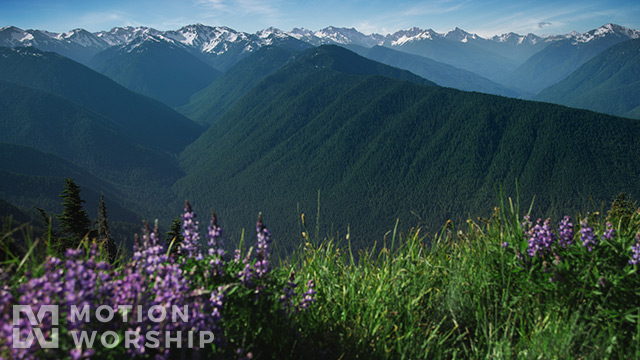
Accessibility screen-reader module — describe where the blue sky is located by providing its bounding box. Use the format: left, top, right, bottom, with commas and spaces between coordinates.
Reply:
1, 0, 638, 37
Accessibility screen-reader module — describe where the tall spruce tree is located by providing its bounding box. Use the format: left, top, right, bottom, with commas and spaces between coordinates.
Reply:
97, 194, 117, 263
166, 216, 183, 256
57, 178, 91, 251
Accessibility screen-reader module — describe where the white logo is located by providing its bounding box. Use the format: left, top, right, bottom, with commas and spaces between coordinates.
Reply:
11, 304, 214, 351
12, 305, 59, 349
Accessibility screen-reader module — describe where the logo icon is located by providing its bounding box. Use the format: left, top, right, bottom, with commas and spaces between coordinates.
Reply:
12, 305, 59, 349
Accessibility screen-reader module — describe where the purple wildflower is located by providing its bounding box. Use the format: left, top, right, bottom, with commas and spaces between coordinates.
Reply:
558, 216, 574, 248
629, 232, 640, 266
601, 222, 615, 241
299, 280, 317, 310
133, 221, 168, 275
207, 211, 225, 257
254, 213, 272, 278
238, 262, 254, 286
521, 214, 532, 231
70, 348, 94, 360
180, 201, 202, 260
210, 287, 225, 321
207, 212, 225, 277
580, 218, 597, 252
525, 218, 555, 257
280, 271, 298, 314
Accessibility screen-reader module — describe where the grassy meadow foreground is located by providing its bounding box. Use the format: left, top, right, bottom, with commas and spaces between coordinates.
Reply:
1, 195, 640, 359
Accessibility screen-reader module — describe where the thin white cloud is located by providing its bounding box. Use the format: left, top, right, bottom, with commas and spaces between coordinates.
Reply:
400, 0, 469, 17
194, 0, 282, 22
195, 0, 229, 12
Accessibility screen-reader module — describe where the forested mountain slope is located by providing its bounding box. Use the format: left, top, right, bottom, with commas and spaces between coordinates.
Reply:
176, 46, 640, 247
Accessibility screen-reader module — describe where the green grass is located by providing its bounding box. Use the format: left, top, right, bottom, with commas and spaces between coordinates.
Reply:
290, 198, 640, 359
2, 197, 640, 359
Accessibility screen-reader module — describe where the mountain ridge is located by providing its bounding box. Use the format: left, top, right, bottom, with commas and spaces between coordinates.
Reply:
0, 46, 203, 154
176, 45, 640, 246
4, 23, 637, 67
535, 38, 640, 118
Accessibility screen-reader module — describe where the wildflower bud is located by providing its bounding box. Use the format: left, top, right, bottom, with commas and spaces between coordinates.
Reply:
629, 232, 640, 265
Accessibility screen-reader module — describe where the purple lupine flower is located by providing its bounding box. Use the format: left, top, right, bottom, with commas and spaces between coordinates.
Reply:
254, 213, 272, 278
238, 262, 254, 286
209, 286, 226, 345
280, 271, 298, 314
0, 269, 17, 359
558, 216, 574, 248
540, 219, 555, 249
298, 280, 317, 310
629, 232, 640, 265
3, 252, 70, 360
133, 221, 168, 275
65, 246, 99, 331
233, 249, 241, 263
0, 203, 237, 359
207, 212, 225, 277
525, 218, 555, 257
501, 242, 509, 248
180, 201, 202, 260
521, 214, 532, 231
601, 222, 615, 241
70, 348, 94, 360
207, 211, 224, 256
580, 218, 597, 252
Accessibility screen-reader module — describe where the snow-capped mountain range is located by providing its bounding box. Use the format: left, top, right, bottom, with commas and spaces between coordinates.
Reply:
1, 22, 638, 85
3, 23, 638, 62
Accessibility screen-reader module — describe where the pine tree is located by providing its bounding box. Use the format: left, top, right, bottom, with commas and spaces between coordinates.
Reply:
166, 216, 183, 256
57, 178, 91, 251
97, 194, 117, 263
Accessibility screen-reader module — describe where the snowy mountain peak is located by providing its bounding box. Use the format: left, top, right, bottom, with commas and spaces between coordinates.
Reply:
491, 32, 542, 45
284, 26, 383, 47
96, 26, 161, 46
53, 28, 109, 48
257, 27, 286, 39
116, 33, 177, 53
445, 27, 478, 42
398, 27, 427, 37
163, 24, 252, 54
0, 25, 23, 33
288, 28, 314, 40
0, 26, 39, 46
568, 23, 640, 43
388, 28, 440, 46
313, 26, 382, 47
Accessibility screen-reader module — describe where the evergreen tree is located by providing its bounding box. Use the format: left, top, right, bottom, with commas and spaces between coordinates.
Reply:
57, 178, 91, 251
166, 216, 183, 256
97, 194, 117, 263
